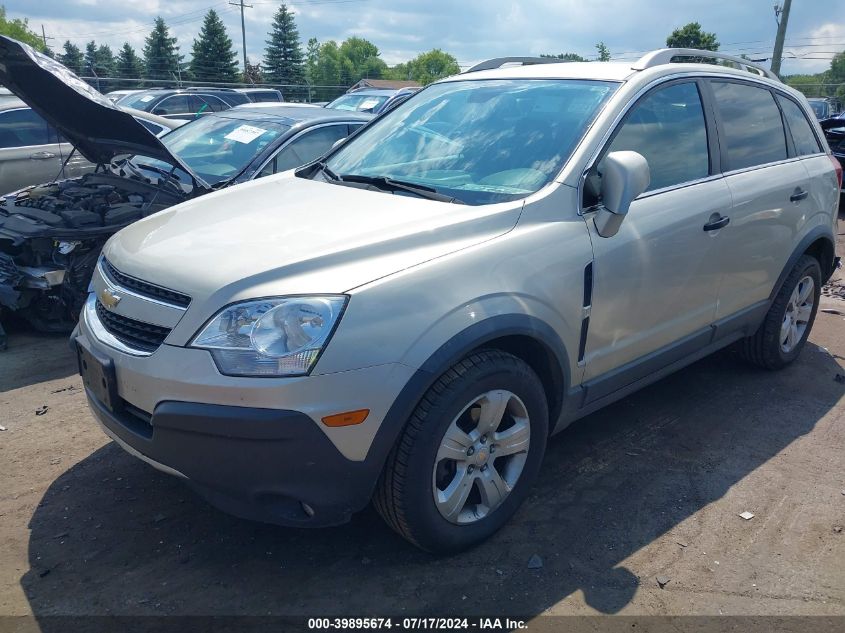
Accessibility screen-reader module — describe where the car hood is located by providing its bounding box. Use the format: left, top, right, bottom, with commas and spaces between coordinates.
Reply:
0, 36, 207, 189
104, 175, 521, 319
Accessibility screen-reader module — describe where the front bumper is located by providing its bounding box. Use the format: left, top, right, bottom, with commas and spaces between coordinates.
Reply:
75, 296, 417, 527
85, 385, 382, 527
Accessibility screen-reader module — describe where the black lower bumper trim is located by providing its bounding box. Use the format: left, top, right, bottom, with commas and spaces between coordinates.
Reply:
86, 391, 382, 527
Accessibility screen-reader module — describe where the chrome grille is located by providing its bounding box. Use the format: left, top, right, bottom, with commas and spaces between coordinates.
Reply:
95, 299, 171, 353
102, 259, 191, 308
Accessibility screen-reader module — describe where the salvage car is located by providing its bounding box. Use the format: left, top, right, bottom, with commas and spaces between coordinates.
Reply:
74, 49, 840, 552
0, 36, 370, 348
821, 115, 845, 178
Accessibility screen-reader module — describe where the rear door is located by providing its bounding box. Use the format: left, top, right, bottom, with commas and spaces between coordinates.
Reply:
707, 80, 812, 322
581, 79, 730, 391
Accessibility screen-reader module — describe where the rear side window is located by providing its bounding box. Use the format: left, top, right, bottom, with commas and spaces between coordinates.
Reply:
0, 108, 52, 148
777, 96, 822, 156
156, 95, 192, 116
604, 82, 709, 192
711, 81, 787, 171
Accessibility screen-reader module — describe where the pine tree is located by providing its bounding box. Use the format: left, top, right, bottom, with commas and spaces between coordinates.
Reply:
59, 41, 84, 75
263, 4, 305, 92
595, 42, 611, 62
189, 9, 239, 82
116, 43, 144, 88
83, 40, 97, 73
144, 17, 182, 81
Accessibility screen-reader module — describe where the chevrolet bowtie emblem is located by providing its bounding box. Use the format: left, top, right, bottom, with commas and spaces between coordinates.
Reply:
99, 287, 122, 309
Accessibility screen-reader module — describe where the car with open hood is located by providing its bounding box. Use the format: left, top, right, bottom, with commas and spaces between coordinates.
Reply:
73, 50, 839, 552
0, 36, 371, 348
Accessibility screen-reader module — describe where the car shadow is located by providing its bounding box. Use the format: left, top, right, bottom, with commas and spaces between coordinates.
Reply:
20, 342, 845, 619
0, 325, 78, 392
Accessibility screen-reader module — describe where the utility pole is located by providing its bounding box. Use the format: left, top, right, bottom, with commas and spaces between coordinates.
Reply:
229, 0, 253, 77
771, 0, 792, 77
40, 25, 54, 50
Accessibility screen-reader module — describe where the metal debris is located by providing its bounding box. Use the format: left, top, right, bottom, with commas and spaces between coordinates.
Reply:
656, 575, 670, 588
35, 405, 49, 416
739, 511, 755, 520
527, 554, 543, 569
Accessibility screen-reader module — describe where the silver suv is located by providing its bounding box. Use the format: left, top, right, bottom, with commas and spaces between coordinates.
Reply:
73, 49, 841, 552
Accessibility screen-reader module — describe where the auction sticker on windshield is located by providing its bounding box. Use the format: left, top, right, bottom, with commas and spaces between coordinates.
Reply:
225, 124, 269, 144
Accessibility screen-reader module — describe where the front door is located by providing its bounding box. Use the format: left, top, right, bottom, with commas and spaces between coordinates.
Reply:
581, 80, 729, 399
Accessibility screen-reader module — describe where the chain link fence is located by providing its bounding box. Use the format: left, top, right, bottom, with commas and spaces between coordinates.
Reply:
79, 76, 349, 103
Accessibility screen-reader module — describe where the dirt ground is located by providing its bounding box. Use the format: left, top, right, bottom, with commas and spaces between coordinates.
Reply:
1, 214, 844, 624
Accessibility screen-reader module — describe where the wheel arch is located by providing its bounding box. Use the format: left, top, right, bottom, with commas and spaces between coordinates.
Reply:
363, 315, 570, 483
770, 227, 836, 301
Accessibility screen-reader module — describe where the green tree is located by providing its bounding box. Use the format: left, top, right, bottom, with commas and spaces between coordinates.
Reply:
666, 22, 719, 51
310, 40, 352, 100
305, 37, 320, 80
116, 43, 144, 88
263, 4, 306, 94
828, 51, 845, 100
595, 42, 611, 61
339, 36, 387, 81
189, 9, 239, 83
0, 6, 49, 52
405, 49, 459, 85
83, 41, 115, 90
59, 40, 84, 75
541, 52, 586, 62
144, 16, 183, 82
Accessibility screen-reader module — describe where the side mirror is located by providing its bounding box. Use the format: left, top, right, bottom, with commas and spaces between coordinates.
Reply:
593, 151, 650, 238
331, 137, 348, 150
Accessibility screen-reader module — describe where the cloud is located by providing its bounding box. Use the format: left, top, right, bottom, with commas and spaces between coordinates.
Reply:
4, 0, 842, 74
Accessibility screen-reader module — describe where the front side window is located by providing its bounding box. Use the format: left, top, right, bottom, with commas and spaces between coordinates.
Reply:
0, 108, 52, 148
325, 79, 618, 205
260, 125, 348, 177
603, 82, 709, 192
778, 96, 822, 156
326, 93, 390, 113
712, 81, 787, 171
155, 95, 192, 116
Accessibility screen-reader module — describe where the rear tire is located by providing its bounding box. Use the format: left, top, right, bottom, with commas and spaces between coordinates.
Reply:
738, 254, 821, 369
374, 349, 548, 553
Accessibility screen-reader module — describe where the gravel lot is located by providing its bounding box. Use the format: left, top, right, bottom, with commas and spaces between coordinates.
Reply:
1, 210, 843, 624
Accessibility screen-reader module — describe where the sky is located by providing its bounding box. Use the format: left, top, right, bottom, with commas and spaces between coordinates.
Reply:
6, 0, 844, 76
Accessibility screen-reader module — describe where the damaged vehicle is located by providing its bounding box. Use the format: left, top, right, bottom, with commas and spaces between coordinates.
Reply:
0, 36, 370, 349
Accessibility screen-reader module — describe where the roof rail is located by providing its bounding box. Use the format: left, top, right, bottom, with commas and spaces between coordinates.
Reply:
632, 48, 780, 82
464, 56, 565, 74
183, 86, 238, 92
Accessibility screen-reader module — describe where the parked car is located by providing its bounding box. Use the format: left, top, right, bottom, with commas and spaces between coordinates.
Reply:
104, 89, 144, 103
325, 87, 419, 114
807, 97, 842, 120
0, 98, 184, 195
115, 87, 250, 119
0, 36, 371, 346
821, 116, 845, 182
73, 48, 840, 552
235, 87, 284, 103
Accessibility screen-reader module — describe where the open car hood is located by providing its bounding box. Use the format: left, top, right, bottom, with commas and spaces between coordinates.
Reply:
0, 36, 208, 190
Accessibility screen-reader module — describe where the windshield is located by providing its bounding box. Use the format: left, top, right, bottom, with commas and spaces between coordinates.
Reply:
325, 79, 617, 205
117, 91, 161, 110
326, 93, 390, 113
135, 113, 289, 186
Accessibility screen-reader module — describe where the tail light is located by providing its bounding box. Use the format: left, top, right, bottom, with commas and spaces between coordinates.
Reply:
830, 154, 843, 190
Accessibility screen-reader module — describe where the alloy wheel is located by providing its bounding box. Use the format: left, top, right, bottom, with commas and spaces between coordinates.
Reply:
781, 275, 815, 353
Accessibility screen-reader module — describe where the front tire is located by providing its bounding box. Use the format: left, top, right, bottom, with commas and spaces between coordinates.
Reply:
738, 254, 821, 369
374, 349, 548, 553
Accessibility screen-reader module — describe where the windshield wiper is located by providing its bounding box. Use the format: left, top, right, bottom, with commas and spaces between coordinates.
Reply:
314, 160, 340, 182
337, 174, 464, 204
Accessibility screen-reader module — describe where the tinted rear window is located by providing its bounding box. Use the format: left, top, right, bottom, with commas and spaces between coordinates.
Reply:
712, 81, 787, 171
778, 96, 822, 156
0, 108, 52, 148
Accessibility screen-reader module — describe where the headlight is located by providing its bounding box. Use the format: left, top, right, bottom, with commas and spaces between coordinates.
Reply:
191, 295, 348, 377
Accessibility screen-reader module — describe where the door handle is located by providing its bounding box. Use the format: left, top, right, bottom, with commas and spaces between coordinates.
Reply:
790, 188, 808, 202
703, 214, 730, 232
29, 151, 56, 160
